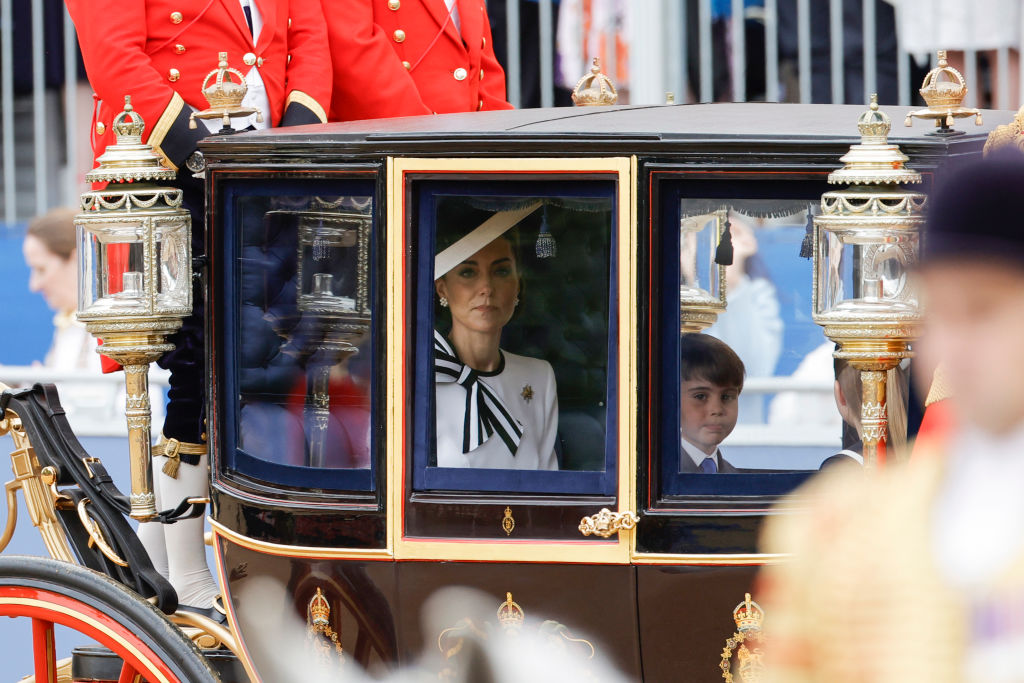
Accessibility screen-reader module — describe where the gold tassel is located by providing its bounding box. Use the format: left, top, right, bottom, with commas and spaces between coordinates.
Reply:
153, 435, 206, 480
162, 451, 181, 478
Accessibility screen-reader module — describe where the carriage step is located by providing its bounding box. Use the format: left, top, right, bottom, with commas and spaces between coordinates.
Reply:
70, 646, 247, 682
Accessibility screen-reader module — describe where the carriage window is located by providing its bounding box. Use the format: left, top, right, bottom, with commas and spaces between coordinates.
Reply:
223, 181, 377, 491
411, 180, 618, 495
660, 194, 858, 497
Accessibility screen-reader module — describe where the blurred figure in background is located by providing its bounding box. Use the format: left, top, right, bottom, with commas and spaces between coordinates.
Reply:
761, 153, 1024, 682
707, 213, 782, 423
897, 0, 1020, 108
21, 208, 99, 371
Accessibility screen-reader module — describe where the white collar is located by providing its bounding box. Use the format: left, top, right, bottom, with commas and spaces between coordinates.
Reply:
681, 437, 718, 468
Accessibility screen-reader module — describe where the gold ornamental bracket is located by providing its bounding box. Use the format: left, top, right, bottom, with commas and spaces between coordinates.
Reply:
578, 508, 638, 538
189, 52, 263, 132
904, 50, 983, 136
572, 58, 618, 106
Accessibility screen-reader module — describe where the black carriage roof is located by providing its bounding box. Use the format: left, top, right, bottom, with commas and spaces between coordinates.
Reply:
201, 103, 1009, 165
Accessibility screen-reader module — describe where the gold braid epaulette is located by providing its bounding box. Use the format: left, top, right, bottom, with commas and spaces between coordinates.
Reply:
152, 435, 207, 478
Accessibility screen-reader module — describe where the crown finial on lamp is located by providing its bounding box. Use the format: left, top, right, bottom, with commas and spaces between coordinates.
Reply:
571, 58, 618, 106
86, 96, 176, 185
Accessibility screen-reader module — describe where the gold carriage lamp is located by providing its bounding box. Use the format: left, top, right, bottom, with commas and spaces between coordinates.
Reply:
572, 58, 618, 106
189, 51, 263, 134
678, 208, 729, 333
905, 50, 983, 136
76, 96, 192, 520
813, 95, 926, 467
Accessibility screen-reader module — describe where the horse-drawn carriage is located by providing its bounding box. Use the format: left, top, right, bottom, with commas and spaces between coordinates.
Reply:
0, 66, 1003, 681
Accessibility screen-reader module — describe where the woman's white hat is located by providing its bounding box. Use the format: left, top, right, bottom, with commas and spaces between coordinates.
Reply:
434, 201, 542, 278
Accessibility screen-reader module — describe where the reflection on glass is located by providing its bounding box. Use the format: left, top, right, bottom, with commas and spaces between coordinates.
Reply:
431, 195, 612, 473
816, 229, 918, 317
236, 194, 373, 470
678, 199, 838, 472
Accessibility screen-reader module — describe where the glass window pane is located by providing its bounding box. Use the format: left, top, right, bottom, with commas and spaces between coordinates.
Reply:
226, 186, 376, 491
412, 181, 618, 494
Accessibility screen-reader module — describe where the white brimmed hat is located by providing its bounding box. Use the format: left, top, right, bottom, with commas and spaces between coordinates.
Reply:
434, 201, 543, 278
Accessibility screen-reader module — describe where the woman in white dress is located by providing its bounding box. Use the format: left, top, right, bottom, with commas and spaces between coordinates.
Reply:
433, 203, 559, 470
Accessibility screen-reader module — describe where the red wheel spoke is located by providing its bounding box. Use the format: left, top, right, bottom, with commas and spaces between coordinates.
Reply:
31, 617, 56, 683
118, 660, 142, 683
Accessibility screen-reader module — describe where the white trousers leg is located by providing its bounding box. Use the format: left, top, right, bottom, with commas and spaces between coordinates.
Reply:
153, 453, 219, 608
135, 461, 168, 578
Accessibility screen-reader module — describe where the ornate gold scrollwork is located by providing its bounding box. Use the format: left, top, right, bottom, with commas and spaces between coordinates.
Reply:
720, 593, 767, 683
578, 508, 638, 538
76, 498, 129, 567
0, 404, 74, 562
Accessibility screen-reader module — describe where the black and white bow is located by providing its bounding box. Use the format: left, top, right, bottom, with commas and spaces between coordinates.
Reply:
434, 330, 524, 457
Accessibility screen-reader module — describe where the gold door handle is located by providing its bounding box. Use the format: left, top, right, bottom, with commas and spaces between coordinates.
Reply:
578, 508, 638, 538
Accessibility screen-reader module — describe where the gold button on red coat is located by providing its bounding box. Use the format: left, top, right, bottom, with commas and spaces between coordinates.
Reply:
170, 11, 183, 23
480, 69, 484, 80
243, 52, 257, 66
393, 29, 406, 43
168, 68, 180, 82
95, 122, 106, 135
402, 60, 411, 70
481, 36, 486, 48
175, 44, 186, 54
453, 67, 468, 81
257, 57, 264, 67
388, 0, 400, 9
477, 99, 483, 111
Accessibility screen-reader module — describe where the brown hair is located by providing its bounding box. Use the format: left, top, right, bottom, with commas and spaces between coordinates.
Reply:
26, 208, 78, 261
680, 333, 745, 391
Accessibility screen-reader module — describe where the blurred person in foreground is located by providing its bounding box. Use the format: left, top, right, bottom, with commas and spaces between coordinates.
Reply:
21, 208, 100, 371
760, 152, 1024, 682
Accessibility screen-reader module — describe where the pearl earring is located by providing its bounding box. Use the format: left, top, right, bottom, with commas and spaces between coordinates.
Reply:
514, 297, 520, 307
439, 296, 449, 308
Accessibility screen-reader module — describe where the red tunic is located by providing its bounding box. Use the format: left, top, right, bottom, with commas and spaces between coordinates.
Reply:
67, 0, 332, 170
326, 0, 513, 121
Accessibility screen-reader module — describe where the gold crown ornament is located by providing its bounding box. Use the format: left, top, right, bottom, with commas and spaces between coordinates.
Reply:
904, 50, 982, 135
572, 58, 618, 106
308, 587, 331, 627
732, 593, 765, 633
85, 96, 177, 185
496, 592, 525, 632
826, 95, 923, 187
189, 52, 263, 132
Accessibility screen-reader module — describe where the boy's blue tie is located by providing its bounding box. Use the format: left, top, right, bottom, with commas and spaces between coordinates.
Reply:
699, 456, 718, 474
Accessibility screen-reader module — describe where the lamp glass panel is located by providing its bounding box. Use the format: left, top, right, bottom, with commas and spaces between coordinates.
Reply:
816, 227, 918, 317
78, 219, 148, 315
154, 218, 190, 312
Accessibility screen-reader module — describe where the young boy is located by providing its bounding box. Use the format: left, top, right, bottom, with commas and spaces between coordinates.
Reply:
678, 333, 745, 474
